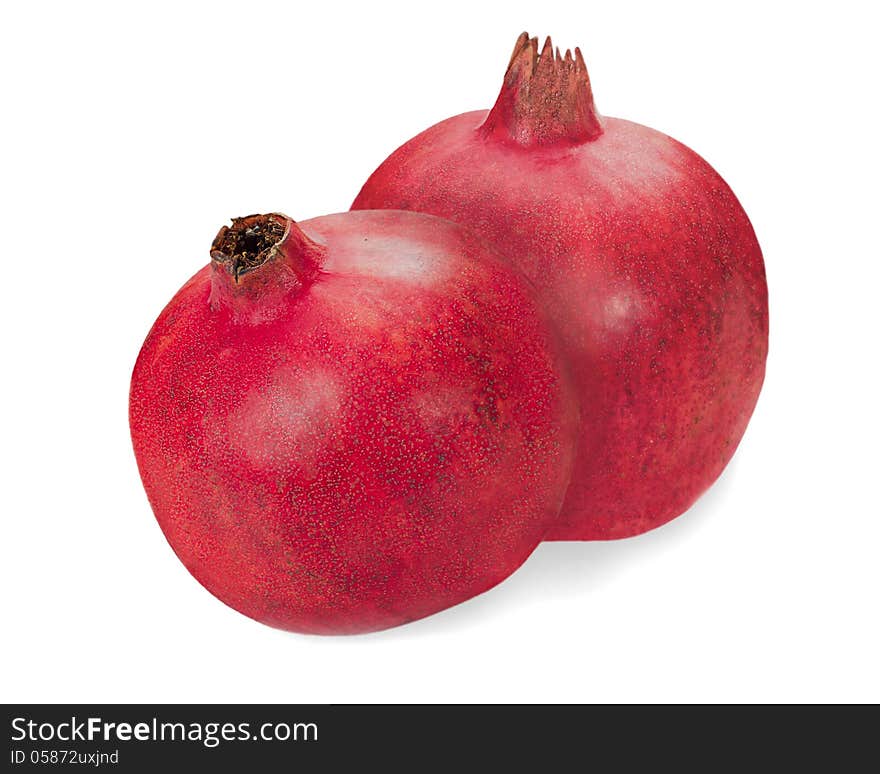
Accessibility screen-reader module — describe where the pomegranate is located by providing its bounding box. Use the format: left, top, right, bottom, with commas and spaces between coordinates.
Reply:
129, 210, 577, 634
353, 33, 769, 540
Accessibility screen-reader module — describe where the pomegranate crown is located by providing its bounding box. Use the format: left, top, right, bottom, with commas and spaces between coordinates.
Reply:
208, 213, 326, 320
211, 214, 290, 280
480, 32, 603, 146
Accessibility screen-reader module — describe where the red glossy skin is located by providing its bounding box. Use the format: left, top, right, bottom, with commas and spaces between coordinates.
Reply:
129, 210, 577, 634
353, 34, 769, 540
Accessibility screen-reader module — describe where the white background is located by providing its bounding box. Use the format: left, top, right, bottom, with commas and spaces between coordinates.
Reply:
2, 0, 878, 703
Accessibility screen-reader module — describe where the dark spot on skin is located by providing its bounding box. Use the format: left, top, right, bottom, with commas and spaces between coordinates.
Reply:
474, 397, 500, 424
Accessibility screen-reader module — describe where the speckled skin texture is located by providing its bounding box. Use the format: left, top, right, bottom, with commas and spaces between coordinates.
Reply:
353, 35, 769, 540
129, 210, 577, 634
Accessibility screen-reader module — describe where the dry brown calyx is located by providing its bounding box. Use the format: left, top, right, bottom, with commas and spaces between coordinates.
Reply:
211, 214, 289, 280
208, 213, 326, 318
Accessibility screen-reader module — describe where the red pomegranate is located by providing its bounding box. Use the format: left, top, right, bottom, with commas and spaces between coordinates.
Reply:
353, 33, 769, 540
129, 210, 577, 634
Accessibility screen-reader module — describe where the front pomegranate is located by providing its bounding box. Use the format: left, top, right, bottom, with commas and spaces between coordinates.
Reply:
129, 210, 577, 634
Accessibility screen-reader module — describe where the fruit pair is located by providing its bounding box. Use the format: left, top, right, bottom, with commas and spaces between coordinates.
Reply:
130, 33, 768, 634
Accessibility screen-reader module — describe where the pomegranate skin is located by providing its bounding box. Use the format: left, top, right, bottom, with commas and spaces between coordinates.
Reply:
129, 210, 577, 634
353, 34, 769, 540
